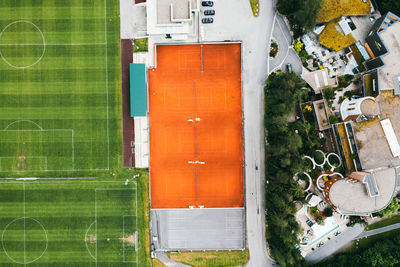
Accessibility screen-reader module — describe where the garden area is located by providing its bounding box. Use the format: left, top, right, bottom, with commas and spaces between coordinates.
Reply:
133, 38, 148, 52
270, 40, 279, 58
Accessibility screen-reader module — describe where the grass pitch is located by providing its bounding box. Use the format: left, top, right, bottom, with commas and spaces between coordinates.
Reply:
0, 0, 121, 176
0, 179, 146, 266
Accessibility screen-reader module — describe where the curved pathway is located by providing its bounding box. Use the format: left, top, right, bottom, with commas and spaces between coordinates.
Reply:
357, 223, 400, 239
269, 14, 302, 74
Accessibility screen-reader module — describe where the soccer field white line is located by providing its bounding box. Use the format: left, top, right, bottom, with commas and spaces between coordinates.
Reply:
0, 7, 112, 172
95, 184, 138, 267
0, 43, 106, 46
104, 0, 110, 170
0, 129, 75, 172
23, 183, 26, 264
0, 156, 47, 172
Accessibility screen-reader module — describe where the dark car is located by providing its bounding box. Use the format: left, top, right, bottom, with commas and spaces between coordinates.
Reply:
204, 10, 215, 15
202, 1, 214, 7
286, 63, 292, 72
202, 18, 213, 24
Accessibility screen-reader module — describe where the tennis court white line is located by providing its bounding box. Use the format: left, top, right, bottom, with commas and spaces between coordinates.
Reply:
0, 43, 106, 46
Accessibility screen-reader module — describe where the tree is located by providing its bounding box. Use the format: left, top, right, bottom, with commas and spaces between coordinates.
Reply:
323, 86, 335, 100
376, 0, 400, 19
322, 207, 333, 217
277, 0, 323, 31
329, 115, 339, 124
264, 71, 308, 267
378, 198, 400, 216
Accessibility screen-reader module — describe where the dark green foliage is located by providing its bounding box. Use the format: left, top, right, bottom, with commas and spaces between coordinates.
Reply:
323, 86, 336, 101
322, 207, 333, 217
270, 41, 279, 58
265, 71, 308, 267
277, 0, 324, 31
338, 74, 354, 88
314, 231, 400, 267
329, 115, 339, 124
378, 199, 400, 216
344, 90, 360, 99
375, 0, 400, 18
347, 216, 367, 227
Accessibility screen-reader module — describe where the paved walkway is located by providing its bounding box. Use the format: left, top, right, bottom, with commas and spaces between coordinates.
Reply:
269, 14, 302, 74
305, 224, 365, 265
356, 223, 400, 239
155, 252, 191, 267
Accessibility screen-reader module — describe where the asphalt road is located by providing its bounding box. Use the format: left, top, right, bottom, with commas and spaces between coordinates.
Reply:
200, 0, 276, 266
269, 14, 302, 74
305, 224, 365, 265
357, 222, 400, 239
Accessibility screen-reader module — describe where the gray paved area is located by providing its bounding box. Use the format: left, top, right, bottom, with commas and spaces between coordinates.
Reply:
156, 252, 191, 267
200, 0, 276, 266
305, 224, 364, 265
357, 223, 400, 239
120, 0, 147, 38
269, 15, 302, 74
151, 208, 245, 250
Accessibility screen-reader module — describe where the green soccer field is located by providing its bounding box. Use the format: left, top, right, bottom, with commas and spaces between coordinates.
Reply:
0, 0, 121, 176
0, 179, 145, 266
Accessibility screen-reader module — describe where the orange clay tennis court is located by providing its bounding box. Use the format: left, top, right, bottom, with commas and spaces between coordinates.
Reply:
149, 44, 243, 209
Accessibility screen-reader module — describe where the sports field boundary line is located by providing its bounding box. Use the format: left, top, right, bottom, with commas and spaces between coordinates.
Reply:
150, 207, 245, 211
23, 183, 26, 264
0, 179, 127, 183
95, 184, 138, 267
104, 0, 110, 170
0, 43, 106, 46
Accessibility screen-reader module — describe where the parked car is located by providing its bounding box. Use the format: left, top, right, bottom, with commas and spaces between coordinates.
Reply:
334, 231, 342, 236
204, 10, 215, 16
202, 1, 213, 7
286, 63, 292, 72
202, 18, 213, 24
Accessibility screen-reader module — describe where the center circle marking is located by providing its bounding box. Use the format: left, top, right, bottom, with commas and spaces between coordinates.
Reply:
0, 20, 46, 69
1, 217, 48, 264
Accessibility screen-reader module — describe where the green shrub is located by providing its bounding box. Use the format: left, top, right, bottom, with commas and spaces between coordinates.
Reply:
329, 115, 339, 124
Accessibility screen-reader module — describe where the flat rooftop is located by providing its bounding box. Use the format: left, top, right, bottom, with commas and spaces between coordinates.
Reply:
329, 167, 397, 215
354, 91, 400, 169
157, 0, 192, 24
379, 22, 400, 90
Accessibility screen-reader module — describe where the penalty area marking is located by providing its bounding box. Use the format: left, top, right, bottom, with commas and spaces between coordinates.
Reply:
95, 184, 138, 267
0, 126, 75, 172
85, 221, 97, 261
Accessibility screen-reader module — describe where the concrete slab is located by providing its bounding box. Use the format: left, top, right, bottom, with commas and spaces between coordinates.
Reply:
120, 0, 147, 39
151, 208, 245, 250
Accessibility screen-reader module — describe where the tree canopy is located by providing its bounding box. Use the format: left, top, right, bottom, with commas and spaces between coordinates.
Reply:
378, 199, 400, 216
265, 71, 309, 266
376, 0, 400, 18
314, 231, 400, 267
277, 0, 323, 32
